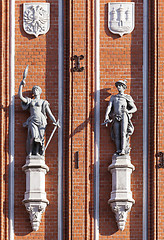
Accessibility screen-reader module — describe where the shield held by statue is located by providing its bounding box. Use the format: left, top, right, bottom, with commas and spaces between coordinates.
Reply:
108, 2, 135, 37
23, 3, 50, 37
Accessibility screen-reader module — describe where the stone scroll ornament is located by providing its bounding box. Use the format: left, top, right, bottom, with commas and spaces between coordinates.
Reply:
102, 80, 137, 231
108, 2, 135, 37
23, 3, 50, 37
18, 66, 60, 231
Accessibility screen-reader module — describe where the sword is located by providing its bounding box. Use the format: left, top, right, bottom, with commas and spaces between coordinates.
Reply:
101, 119, 112, 127
22, 65, 29, 86
43, 119, 60, 155
23, 65, 29, 79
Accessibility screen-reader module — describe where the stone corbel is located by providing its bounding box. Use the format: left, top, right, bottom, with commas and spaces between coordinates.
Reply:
24, 202, 47, 231
22, 155, 49, 231
108, 154, 135, 231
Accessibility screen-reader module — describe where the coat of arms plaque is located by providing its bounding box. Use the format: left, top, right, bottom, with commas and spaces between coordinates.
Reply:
23, 3, 50, 37
108, 2, 135, 37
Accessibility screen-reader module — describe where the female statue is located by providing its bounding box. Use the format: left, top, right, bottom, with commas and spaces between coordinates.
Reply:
18, 67, 58, 156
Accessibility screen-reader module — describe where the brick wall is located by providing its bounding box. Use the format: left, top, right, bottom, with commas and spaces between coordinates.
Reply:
153, 0, 164, 239
14, 0, 58, 239
0, 0, 163, 239
99, 0, 143, 239
0, 1, 9, 239
64, 0, 94, 239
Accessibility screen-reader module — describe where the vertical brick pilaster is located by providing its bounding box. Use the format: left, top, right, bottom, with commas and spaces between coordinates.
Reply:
67, 0, 94, 239
0, 0, 9, 239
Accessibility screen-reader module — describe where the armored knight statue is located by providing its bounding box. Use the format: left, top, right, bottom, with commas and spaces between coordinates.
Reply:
18, 66, 58, 156
104, 80, 137, 155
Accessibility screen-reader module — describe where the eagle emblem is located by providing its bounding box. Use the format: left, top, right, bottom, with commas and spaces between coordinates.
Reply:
23, 3, 50, 37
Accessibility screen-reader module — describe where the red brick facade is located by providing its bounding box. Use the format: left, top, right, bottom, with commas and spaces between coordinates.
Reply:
0, 0, 162, 239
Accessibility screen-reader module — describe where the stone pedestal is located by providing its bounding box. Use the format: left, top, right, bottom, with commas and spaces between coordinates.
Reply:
108, 154, 135, 231
22, 155, 49, 231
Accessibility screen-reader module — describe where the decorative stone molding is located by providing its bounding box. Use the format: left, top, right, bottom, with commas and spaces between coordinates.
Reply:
108, 154, 135, 231
22, 155, 49, 171
110, 202, 133, 231
24, 202, 47, 231
108, 2, 135, 37
22, 155, 49, 231
23, 3, 50, 37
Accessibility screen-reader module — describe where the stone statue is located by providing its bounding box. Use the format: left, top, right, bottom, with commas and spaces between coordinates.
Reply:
104, 80, 137, 155
18, 66, 58, 156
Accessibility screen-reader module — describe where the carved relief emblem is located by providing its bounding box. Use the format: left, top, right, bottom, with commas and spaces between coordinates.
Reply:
23, 3, 50, 37
108, 2, 135, 37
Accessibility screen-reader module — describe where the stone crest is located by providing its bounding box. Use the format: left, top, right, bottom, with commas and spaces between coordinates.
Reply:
23, 3, 50, 37
108, 2, 135, 37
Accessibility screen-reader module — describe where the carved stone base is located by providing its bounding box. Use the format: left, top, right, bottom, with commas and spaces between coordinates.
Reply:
109, 201, 133, 231
22, 155, 49, 231
22, 155, 49, 171
24, 201, 48, 231
108, 154, 135, 231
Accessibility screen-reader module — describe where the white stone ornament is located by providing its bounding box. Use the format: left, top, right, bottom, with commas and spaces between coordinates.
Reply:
22, 155, 49, 231
23, 3, 50, 37
108, 2, 135, 37
108, 154, 135, 231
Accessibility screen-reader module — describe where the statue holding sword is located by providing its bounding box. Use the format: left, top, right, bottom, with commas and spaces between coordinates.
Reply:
18, 65, 60, 156
103, 80, 137, 155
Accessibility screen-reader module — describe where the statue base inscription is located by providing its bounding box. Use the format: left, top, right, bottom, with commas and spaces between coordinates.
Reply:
108, 154, 135, 231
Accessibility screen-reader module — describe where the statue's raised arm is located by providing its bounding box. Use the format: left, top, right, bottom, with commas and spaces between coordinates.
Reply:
18, 80, 28, 103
